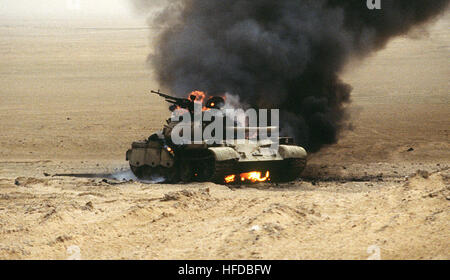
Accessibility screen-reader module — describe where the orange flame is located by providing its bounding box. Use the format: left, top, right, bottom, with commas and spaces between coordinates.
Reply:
187, 91, 228, 111
189, 91, 206, 104
188, 90, 210, 111
241, 171, 270, 183
224, 174, 236, 184
224, 171, 270, 183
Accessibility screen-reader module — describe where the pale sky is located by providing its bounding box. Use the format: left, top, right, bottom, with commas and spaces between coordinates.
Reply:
0, 0, 136, 18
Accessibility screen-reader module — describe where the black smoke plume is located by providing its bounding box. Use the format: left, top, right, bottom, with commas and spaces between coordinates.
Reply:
134, 0, 449, 152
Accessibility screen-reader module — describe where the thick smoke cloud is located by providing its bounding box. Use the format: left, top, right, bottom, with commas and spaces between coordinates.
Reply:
136, 0, 449, 152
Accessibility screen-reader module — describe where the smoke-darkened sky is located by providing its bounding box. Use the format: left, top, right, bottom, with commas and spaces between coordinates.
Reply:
141, 0, 449, 152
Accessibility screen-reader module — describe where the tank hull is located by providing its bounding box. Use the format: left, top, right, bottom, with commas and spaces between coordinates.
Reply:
126, 141, 307, 184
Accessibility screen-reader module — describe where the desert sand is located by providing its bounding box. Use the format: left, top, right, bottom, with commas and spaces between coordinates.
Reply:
0, 14, 448, 259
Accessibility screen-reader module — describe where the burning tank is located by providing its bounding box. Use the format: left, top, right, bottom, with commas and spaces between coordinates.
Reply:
126, 90, 307, 184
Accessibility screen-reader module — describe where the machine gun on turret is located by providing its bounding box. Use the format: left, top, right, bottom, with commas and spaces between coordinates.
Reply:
151, 90, 196, 113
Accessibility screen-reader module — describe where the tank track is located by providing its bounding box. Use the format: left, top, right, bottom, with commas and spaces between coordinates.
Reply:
210, 160, 237, 183
131, 158, 305, 184
281, 158, 307, 181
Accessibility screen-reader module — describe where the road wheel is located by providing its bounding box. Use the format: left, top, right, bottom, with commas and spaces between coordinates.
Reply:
279, 158, 307, 182
179, 161, 193, 183
130, 165, 146, 179
164, 166, 180, 184
195, 158, 215, 182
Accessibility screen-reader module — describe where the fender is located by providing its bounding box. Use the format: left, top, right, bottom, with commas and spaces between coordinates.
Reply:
278, 145, 307, 159
208, 147, 240, 162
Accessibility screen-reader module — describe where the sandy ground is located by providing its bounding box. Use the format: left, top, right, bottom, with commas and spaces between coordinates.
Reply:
0, 15, 449, 260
